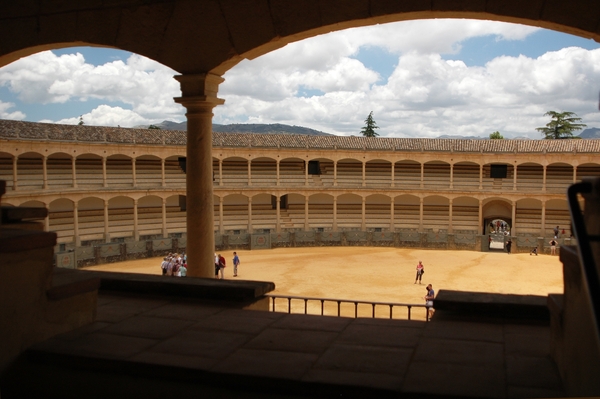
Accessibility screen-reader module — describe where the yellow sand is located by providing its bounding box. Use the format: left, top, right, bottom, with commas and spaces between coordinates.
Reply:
85, 247, 563, 319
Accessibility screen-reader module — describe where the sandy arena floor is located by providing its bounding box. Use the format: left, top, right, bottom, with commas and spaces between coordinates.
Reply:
86, 247, 563, 319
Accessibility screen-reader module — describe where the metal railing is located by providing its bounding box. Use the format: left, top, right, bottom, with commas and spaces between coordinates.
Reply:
267, 294, 431, 321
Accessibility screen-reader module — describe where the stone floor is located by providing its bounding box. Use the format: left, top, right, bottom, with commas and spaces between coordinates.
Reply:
4, 290, 565, 399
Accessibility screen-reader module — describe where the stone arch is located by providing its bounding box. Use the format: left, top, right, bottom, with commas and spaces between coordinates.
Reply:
279, 157, 306, 187
250, 157, 277, 187
482, 198, 512, 234
47, 152, 74, 189
107, 196, 134, 241
545, 198, 571, 238
547, 162, 574, 193
308, 193, 334, 231
0, 151, 14, 190
515, 198, 542, 235
365, 193, 391, 231
516, 162, 544, 192
76, 153, 104, 188
394, 160, 421, 189
16, 152, 43, 191
423, 161, 450, 190
135, 155, 163, 188
423, 195, 449, 231
452, 196, 479, 233
393, 194, 420, 230
453, 161, 480, 190
48, 198, 74, 243
336, 193, 362, 230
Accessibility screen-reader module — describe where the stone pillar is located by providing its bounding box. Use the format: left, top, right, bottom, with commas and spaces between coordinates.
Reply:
12, 156, 17, 191
276, 196, 281, 233
44, 208, 50, 232
511, 201, 517, 236
304, 195, 309, 231
333, 197, 337, 231
73, 201, 80, 247
132, 158, 137, 187
305, 160, 309, 186
449, 163, 454, 189
174, 73, 224, 278
362, 161, 366, 187
131, 199, 138, 241
42, 156, 48, 189
478, 199, 483, 235
161, 158, 166, 187
162, 198, 167, 237
247, 158, 252, 186
448, 198, 453, 234
420, 163, 424, 189
248, 196, 253, 233
541, 201, 546, 237
542, 164, 547, 192
391, 162, 395, 188
361, 197, 366, 230
419, 197, 424, 232
479, 164, 483, 189
276, 160, 280, 187
390, 197, 395, 231
333, 161, 338, 187
72, 157, 78, 188
218, 159, 223, 187
104, 200, 110, 243
219, 196, 224, 234
513, 164, 518, 191
100, 157, 107, 187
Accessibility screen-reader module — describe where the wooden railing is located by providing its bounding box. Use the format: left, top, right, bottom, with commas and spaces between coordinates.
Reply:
267, 294, 431, 321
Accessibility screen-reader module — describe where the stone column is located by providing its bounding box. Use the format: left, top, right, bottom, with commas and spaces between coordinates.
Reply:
247, 159, 252, 186
133, 199, 139, 241
333, 161, 338, 187
73, 201, 80, 247
391, 162, 395, 188
420, 163, 424, 189
448, 198, 453, 234
304, 195, 309, 231
361, 197, 366, 230
419, 197, 424, 232
248, 196, 253, 233
161, 158, 166, 187
174, 73, 224, 278
132, 158, 137, 187
102, 157, 108, 188
541, 201, 546, 237
449, 163, 454, 189
12, 156, 17, 191
305, 160, 309, 186
162, 198, 167, 237
219, 196, 224, 234
104, 200, 110, 243
72, 157, 78, 188
542, 164, 547, 192
218, 159, 223, 187
478, 199, 483, 234
573, 165, 577, 183
276, 160, 280, 187
333, 197, 337, 231
42, 156, 48, 189
276, 196, 281, 233
513, 164, 518, 191
362, 161, 366, 187
390, 197, 395, 231
479, 164, 483, 189
44, 208, 50, 232
511, 201, 517, 236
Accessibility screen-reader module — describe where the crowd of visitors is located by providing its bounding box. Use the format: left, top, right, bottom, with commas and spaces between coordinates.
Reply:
160, 253, 187, 277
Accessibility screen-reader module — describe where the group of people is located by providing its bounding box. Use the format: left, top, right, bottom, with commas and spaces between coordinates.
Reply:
214, 251, 240, 279
415, 260, 435, 319
160, 253, 187, 277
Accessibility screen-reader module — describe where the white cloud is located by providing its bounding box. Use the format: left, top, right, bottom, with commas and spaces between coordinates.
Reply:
0, 101, 25, 120
41, 105, 152, 127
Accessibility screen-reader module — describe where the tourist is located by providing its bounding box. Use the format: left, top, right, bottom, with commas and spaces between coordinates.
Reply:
233, 251, 240, 277
172, 257, 180, 277
424, 284, 435, 319
215, 253, 220, 278
554, 226, 559, 239
506, 239, 512, 254
179, 262, 187, 277
549, 239, 557, 255
414, 261, 424, 284
530, 246, 538, 256
161, 257, 169, 275
218, 253, 226, 279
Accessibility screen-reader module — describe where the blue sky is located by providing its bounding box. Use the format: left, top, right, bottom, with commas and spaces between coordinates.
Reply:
1, 19, 599, 138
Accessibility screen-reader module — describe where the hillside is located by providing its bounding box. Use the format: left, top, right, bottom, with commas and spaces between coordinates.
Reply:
140, 121, 333, 136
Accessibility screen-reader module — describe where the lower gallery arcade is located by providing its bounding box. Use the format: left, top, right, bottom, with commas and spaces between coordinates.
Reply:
1, 120, 597, 265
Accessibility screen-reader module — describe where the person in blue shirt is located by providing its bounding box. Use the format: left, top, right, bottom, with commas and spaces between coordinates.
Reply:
424, 284, 435, 319
233, 252, 240, 277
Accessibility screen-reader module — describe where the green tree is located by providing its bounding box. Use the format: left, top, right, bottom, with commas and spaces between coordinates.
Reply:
360, 111, 379, 137
78, 116, 84, 126
536, 111, 586, 139
148, 125, 162, 130
489, 131, 504, 139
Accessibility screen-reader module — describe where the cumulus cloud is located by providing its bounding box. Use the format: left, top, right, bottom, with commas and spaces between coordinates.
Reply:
0, 19, 599, 137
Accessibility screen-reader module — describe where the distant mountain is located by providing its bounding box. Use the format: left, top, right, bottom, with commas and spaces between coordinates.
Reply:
437, 135, 486, 139
578, 127, 600, 139
136, 121, 333, 136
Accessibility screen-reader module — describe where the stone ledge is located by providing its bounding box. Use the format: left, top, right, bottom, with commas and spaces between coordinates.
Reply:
82, 270, 275, 303
0, 229, 57, 253
47, 268, 101, 301
434, 290, 551, 322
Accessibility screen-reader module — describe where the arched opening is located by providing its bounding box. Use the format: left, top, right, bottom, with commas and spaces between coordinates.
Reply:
138, 195, 164, 239
365, 159, 392, 188
76, 154, 103, 188
250, 157, 277, 187
48, 198, 74, 244
16, 152, 43, 190
47, 152, 73, 189
308, 193, 334, 231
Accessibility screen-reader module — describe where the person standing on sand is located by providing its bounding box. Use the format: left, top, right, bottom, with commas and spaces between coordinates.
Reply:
233, 252, 240, 277
415, 261, 424, 284
424, 284, 435, 319
549, 239, 557, 255
506, 239, 512, 254
218, 254, 226, 279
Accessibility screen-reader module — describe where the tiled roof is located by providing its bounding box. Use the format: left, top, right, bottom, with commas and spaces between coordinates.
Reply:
1, 119, 599, 154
